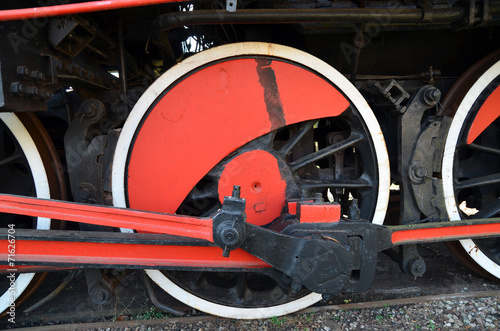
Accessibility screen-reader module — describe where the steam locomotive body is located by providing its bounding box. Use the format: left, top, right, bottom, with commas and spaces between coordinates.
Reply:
0, 0, 499, 319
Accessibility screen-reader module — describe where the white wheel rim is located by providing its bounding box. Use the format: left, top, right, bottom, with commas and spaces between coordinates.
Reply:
0, 113, 51, 313
442, 60, 500, 279
112, 42, 390, 318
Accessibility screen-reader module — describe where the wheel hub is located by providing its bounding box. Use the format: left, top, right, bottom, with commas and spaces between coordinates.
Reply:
218, 150, 286, 226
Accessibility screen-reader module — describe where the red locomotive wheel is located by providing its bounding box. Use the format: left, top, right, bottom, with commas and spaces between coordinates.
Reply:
441, 50, 500, 281
112, 43, 390, 318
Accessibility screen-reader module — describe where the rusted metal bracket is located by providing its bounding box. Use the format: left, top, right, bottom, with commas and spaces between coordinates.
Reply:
397, 85, 442, 276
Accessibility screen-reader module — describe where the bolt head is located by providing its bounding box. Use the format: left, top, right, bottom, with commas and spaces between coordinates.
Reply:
314, 193, 324, 204
37, 72, 46, 82
83, 104, 97, 117
409, 258, 426, 277
17, 66, 30, 77
221, 228, 239, 246
409, 164, 427, 184
10, 82, 24, 96
78, 189, 90, 200
291, 281, 302, 293
423, 88, 441, 105
43, 90, 52, 100
415, 166, 427, 178
90, 286, 110, 304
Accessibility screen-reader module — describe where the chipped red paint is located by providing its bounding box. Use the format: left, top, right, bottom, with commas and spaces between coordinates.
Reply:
126, 58, 349, 215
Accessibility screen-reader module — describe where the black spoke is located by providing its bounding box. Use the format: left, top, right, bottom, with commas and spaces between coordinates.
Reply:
0, 150, 24, 169
187, 272, 205, 291
466, 143, 500, 157
456, 173, 500, 190
475, 198, 500, 218
298, 179, 371, 190
288, 132, 362, 173
185, 185, 218, 201
277, 121, 316, 155
235, 274, 246, 300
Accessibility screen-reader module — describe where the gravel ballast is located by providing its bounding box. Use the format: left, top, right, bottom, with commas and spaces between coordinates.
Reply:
5, 243, 500, 330
97, 296, 500, 331
13, 294, 500, 330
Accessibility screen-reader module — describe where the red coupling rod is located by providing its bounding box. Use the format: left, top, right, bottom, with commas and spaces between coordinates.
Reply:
0, 0, 190, 22
390, 218, 500, 246
0, 194, 213, 242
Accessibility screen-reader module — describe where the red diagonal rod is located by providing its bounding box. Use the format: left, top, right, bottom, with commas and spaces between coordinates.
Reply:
0, 0, 190, 22
390, 218, 500, 246
0, 194, 213, 242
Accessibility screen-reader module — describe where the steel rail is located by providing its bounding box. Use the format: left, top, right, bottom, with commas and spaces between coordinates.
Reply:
7, 290, 500, 329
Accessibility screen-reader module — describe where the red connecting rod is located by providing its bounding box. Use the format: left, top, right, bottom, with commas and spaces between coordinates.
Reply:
0, 193, 270, 269
0, 193, 213, 242
1, 193, 500, 250
0, 0, 191, 22
1, 193, 500, 272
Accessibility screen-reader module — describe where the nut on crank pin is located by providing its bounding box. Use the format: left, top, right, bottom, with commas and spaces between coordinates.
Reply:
213, 185, 247, 257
